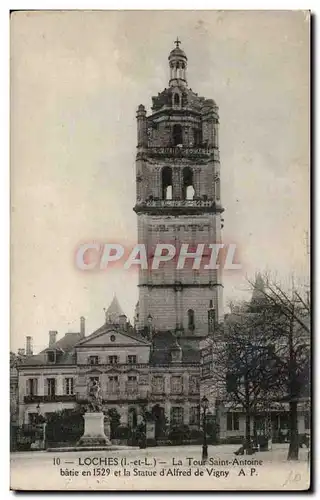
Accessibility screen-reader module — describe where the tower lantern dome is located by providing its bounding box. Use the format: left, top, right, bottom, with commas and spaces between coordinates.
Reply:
168, 37, 188, 87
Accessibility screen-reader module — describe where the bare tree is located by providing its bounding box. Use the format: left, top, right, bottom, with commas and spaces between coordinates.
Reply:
210, 303, 284, 454
247, 275, 311, 460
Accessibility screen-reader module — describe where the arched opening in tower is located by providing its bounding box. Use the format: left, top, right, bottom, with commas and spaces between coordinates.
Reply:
172, 124, 183, 146
162, 166, 173, 200
174, 93, 180, 107
183, 167, 195, 200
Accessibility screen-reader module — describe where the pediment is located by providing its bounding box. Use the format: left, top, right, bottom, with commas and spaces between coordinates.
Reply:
77, 329, 150, 347
104, 367, 122, 374
123, 367, 141, 374
86, 368, 104, 374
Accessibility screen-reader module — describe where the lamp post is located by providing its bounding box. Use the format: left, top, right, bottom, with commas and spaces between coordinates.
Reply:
201, 396, 209, 461
36, 403, 46, 449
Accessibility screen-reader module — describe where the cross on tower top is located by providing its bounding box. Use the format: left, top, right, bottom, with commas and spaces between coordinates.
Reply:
174, 37, 181, 48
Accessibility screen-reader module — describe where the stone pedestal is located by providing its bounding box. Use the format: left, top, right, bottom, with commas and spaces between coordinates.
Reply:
104, 416, 111, 442
78, 412, 111, 447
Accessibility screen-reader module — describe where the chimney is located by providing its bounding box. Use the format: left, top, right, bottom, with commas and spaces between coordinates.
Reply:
26, 336, 33, 356
18, 348, 25, 356
119, 314, 127, 329
49, 330, 58, 347
80, 316, 85, 338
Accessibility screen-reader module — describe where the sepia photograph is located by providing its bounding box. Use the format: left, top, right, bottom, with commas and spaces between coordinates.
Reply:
9, 10, 310, 491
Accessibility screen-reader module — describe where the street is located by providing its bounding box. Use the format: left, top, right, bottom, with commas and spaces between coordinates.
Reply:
10, 444, 310, 491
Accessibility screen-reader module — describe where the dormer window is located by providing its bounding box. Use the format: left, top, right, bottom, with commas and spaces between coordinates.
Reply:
47, 350, 56, 363
89, 356, 99, 365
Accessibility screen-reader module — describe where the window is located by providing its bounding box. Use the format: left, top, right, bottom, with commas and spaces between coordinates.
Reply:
171, 376, 183, 394
47, 351, 55, 363
127, 355, 137, 364
190, 406, 200, 425
46, 378, 56, 397
26, 378, 38, 396
109, 355, 118, 365
188, 309, 195, 330
110, 335, 116, 342
183, 167, 194, 200
174, 93, 180, 107
162, 167, 173, 200
89, 376, 99, 385
152, 376, 164, 394
193, 128, 202, 146
108, 376, 119, 393
208, 308, 216, 334
189, 375, 199, 394
64, 378, 74, 395
127, 376, 137, 393
171, 407, 184, 425
227, 412, 240, 431
88, 356, 99, 365
226, 372, 238, 393
172, 124, 183, 146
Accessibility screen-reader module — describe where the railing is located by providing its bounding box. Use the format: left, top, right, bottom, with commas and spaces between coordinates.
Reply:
141, 199, 216, 208
142, 146, 215, 158
24, 395, 76, 403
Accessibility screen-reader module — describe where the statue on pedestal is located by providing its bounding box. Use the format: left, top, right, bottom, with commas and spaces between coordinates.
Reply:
87, 380, 103, 412
77, 379, 111, 447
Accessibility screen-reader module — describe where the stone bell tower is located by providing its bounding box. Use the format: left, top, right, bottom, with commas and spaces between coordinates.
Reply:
134, 39, 224, 342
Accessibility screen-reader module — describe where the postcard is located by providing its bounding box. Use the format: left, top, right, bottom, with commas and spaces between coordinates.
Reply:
10, 10, 310, 491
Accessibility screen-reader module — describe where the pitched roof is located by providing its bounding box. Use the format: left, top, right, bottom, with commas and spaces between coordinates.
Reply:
250, 273, 268, 307
150, 331, 200, 364
18, 332, 82, 367
104, 295, 125, 324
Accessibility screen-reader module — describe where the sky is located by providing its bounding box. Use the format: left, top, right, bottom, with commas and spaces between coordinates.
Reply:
10, 10, 309, 353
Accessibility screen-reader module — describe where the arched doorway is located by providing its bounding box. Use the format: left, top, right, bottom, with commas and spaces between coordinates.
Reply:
107, 408, 121, 439
151, 404, 166, 439
128, 407, 138, 429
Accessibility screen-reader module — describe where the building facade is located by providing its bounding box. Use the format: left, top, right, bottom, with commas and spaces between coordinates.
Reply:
17, 298, 200, 430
